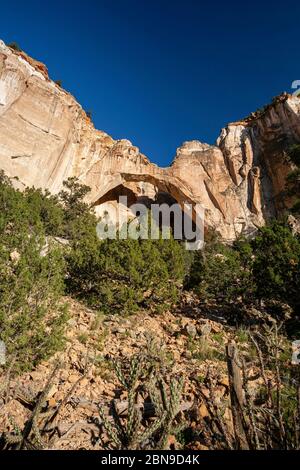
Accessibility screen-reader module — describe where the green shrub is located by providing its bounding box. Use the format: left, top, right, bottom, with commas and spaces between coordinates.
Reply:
251, 220, 300, 309
61, 182, 187, 314
7, 42, 22, 52
24, 187, 65, 236
184, 240, 253, 304
0, 174, 68, 372
288, 144, 300, 167
66, 231, 186, 315
0, 173, 187, 369
185, 221, 300, 318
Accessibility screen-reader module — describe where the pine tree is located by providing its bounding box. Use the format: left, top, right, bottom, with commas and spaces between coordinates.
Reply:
0, 173, 68, 373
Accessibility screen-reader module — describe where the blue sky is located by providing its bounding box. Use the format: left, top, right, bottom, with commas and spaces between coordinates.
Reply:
1, 0, 299, 166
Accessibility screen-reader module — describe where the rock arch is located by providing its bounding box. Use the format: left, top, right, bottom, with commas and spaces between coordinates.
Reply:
91, 173, 204, 246
89, 172, 204, 227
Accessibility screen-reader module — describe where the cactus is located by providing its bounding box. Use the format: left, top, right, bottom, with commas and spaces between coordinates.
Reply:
97, 354, 185, 450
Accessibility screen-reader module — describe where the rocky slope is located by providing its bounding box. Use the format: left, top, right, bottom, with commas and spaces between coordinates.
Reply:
0, 39, 299, 240
0, 295, 244, 450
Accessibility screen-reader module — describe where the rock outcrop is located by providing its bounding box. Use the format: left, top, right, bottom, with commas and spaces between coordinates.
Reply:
0, 39, 299, 240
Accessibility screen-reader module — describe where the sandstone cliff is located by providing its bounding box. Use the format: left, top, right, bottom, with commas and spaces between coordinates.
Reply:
0, 39, 299, 240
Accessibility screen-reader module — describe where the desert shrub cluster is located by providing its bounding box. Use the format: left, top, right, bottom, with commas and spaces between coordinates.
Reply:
0, 172, 67, 372
0, 160, 300, 373
0, 173, 186, 371
0, 168, 299, 451
1, 331, 299, 450
185, 220, 300, 326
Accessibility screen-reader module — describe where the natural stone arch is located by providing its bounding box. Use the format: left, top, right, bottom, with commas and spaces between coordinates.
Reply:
90, 172, 203, 225
89, 172, 205, 248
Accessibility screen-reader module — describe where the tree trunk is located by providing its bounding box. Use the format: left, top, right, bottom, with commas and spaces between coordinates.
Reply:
226, 341, 249, 450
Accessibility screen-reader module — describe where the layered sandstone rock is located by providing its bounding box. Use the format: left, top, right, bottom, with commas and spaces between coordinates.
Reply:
0, 39, 299, 240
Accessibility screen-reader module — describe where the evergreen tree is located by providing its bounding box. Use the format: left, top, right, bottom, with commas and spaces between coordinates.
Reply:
66, 212, 186, 314
0, 174, 68, 372
184, 241, 253, 304
252, 220, 300, 309
185, 221, 300, 318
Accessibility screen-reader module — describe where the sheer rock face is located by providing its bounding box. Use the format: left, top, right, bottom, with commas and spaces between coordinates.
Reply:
0, 39, 299, 240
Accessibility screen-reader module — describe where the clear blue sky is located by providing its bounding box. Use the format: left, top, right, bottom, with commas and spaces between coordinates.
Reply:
1, 0, 299, 166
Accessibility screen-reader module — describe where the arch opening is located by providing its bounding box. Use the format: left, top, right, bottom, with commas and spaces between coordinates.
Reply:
92, 178, 201, 244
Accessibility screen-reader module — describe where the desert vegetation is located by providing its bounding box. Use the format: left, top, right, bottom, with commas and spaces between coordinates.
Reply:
0, 327, 299, 450
0, 168, 299, 450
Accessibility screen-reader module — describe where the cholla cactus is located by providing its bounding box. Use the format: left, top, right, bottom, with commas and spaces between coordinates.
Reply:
0, 362, 61, 450
148, 373, 185, 449
113, 354, 142, 390
98, 354, 185, 450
